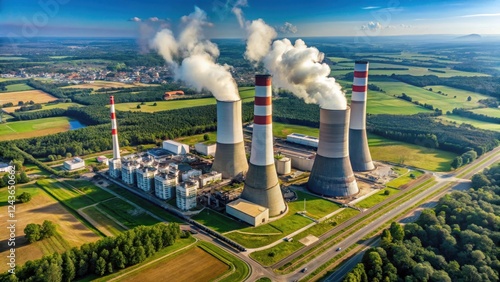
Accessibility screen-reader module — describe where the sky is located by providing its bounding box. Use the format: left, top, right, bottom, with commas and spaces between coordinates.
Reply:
0, 0, 499, 38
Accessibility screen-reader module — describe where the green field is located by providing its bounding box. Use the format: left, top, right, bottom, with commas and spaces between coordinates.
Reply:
470, 107, 500, 117
97, 198, 160, 228
366, 91, 431, 115
38, 102, 82, 111
0, 116, 73, 141
355, 187, 401, 209
113, 87, 255, 113
437, 115, 500, 131
81, 206, 127, 236
1, 83, 33, 92
64, 180, 115, 202
192, 209, 248, 233
175, 131, 217, 146
0, 56, 27, 61
225, 191, 340, 248
386, 170, 424, 188
0, 183, 41, 207
273, 122, 319, 138
368, 133, 456, 171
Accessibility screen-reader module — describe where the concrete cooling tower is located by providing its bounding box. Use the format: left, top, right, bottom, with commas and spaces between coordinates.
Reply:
211, 100, 249, 179
349, 61, 375, 171
109, 96, 122, 178
308, 107, 359, 197
241, 75, 286, 217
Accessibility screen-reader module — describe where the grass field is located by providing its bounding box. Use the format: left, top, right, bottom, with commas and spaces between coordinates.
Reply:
0, 56, 27, 60
368, 133, 456, 171
0, 116, 74, 141
64, 180, 115, 202
386, 170, 424, 188
97, 198, 160, 229
273, 122, 319, 138
81, 206, 127, 236
0, 183, 100, 272
355, 187, 401, 209
0, 83, 33, 92
63, 80, 155, 90
0, 89, 57, 105
192, 209, 248, 233
225, 191, 340, 248
174, 132, 217, 146
366, 91, 432, 115
470, 107, 500, 117
113, 87, 255, 113
437, 115, 500, 131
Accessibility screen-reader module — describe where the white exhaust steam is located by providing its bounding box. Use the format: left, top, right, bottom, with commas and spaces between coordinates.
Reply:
245, 19, 346, 110
150, 7, 239, 101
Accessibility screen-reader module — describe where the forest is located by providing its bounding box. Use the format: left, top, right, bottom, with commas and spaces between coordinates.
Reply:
0, 223, 182, 281
343, 163, 500, 282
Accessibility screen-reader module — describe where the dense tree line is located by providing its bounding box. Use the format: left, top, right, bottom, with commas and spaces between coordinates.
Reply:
344, 163, 500, 282
14, 104, 42, 112
367, 113, 499, 156
12, 108, 66, 121
27, 80, 91, 99
451, 108, 500, 124
1, 223, 181, 281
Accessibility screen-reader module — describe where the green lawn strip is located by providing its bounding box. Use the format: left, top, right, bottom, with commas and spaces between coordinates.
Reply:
386, 170, 424, 188
36, 179, 95, 209
1, 83, 33, 92
198, 242, 250, 282
175, 131, 217, 146
63, 180, 115, 202
192, 209, 248, 233
277, 179, 436, 273
36, 179, 106, 237
0, 183, 40, 206
97, 198, 160, 229
437, 115, 500, 131
354, 187, 401, 209
81, 206, 127, 236
105, 184, 182, 223
85, 236, 197, 282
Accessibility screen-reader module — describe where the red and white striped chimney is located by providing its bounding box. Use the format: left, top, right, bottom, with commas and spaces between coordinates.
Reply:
241, 75, 286, 217
110, 96, 120, 159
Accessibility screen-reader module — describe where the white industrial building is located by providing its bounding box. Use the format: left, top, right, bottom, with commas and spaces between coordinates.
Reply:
96, 156, 109, 166
0, 163, 13, 172
286, 133, 319, 148
136, 166, 157, 192
176, 180, 199, 211
199, 171, 222, 187
63, 157, 85, 171
154, 173, 178, 200
195, 142, 217, 156
163, 140, 190, 155
226, 198, 269, 227
275, 157, 292, 175
182, 169, 202, 182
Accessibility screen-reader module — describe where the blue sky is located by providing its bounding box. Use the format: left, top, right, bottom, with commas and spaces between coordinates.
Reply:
1, 0, 499, 38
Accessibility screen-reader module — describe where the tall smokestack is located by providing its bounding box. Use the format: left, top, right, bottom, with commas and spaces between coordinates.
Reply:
241, 75, 286, 216
109, 96, 122, 178
211, 100, 249, 179
308, 107, 359, 197
349, 61, 375, 171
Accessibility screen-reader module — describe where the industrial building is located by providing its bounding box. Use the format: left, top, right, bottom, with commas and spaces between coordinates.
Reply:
176, 180, 199, 211
275, 157, 292, 175
199, 171, 222, 187
211, 99, 249, 178
308, 107, 359, 197
226, 198, 269, 227
96, 156, 109, 166
241, 75, 287, 217
63, 157, 85, 171
195, 142, 217, 156
163, 140, 190, 155
286, 133, 319, 148
349, 61, 375, 171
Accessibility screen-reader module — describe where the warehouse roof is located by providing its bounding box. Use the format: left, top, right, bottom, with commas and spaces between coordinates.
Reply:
227, 198, 268, 217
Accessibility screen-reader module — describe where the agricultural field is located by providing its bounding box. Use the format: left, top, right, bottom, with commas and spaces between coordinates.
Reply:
0, 183, 100, 272
0, 116, 75, 141
81, 206, 127, 236
0, 83, 33, 92
0, 89, 57, 105
97, 198, 160, 229
368, 133, 457, 171
366, 91, 431, 115
437, 115, 500, 132
2, 102, 82, 114
470, 107, 500, 117
112, 87, 255, 113
63, 80, 154, 90
0, 56, 27, 60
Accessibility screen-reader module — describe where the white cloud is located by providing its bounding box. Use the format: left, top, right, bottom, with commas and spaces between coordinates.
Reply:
278, 22, 298, 34
362, 6, 380, 10
148, 17, 159, 22
129, 17, 141, 22
361, 21, 382, 31
460, 13, 500, 18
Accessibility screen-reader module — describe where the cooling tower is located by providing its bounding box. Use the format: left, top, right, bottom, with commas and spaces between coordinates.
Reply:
308, 107, 359, 197
109, 96, 122, 178
349, 61, 375, 171
211, 99, 249, 179
241, 75, 286, 216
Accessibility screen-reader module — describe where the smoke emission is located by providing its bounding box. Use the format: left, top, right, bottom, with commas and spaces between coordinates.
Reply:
151, 7, 239, 101
245, 20, 346, 110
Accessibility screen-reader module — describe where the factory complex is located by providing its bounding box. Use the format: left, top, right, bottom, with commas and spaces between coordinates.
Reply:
106, 62, 384, 227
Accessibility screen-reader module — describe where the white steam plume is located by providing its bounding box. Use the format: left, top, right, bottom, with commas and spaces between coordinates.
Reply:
245, 19, 346, 110
150, 7, 239, 101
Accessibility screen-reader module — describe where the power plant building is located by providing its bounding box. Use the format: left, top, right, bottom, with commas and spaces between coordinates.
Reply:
349, 61, 375, 171
163, 140, 190, 155
275, 157, 292, 175
211, 99, 249, 178
308, 107, 359, 197
241, 75, 286, 217
286, 133, 319, 148
199, 171, 222, 187
176, 180, 198, 211
195, 142, 217, 156
63, 157, 85, 171
226, 198, 269, 227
